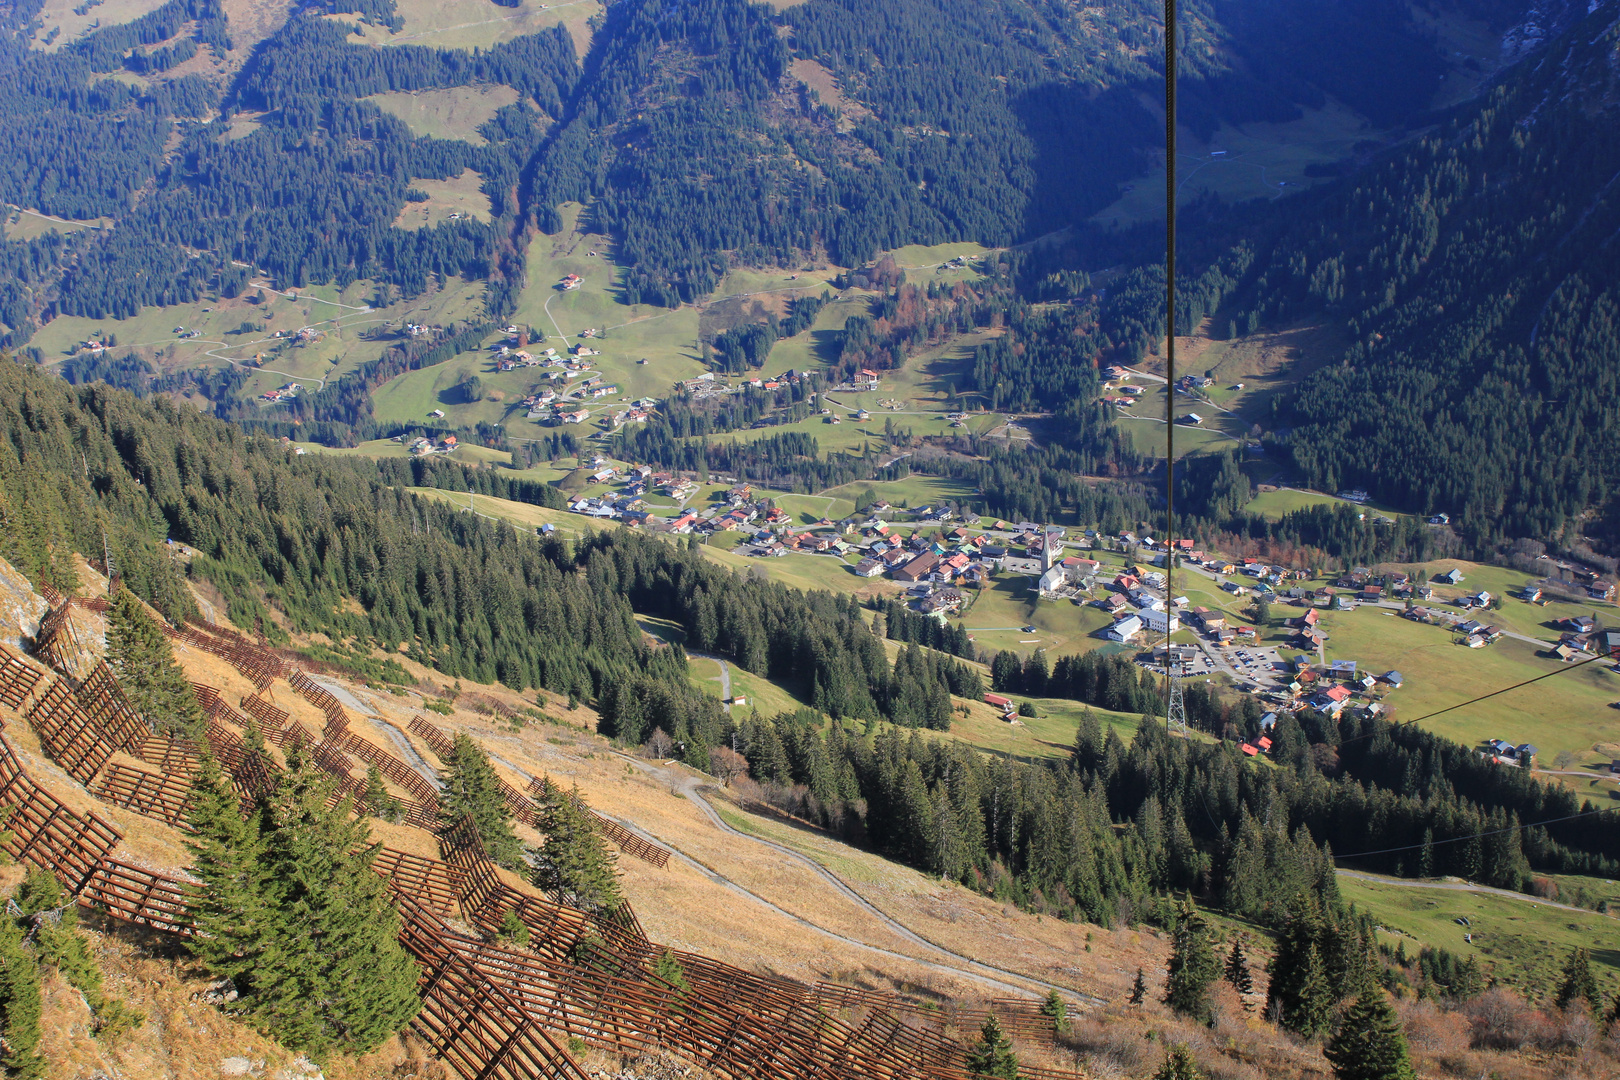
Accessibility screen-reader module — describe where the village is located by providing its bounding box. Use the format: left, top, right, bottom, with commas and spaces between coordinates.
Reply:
521, 455, 1620, 771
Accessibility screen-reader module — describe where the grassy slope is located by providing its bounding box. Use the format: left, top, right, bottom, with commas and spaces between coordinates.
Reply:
30, 275, 486, 404
392, 169, 493, 231
344, 0, 601, 56
364, 86, 519, 144
1338, 872, 1620, 997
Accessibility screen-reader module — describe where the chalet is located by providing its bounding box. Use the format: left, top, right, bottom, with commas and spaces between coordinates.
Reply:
1382, 670, 1405, 688
1438, 568, 1466, 585
1294, 609, 1321, 628
1311, 685, 1353, 717
1519, 585, 1544, 602
1600, 630, 1620, 657
1360, 585, 1383, 602
1256, 736, 1273, 752
1563, 615, 1598, 634
1240, 743, 1260, 757
1098, 594, 1129, 615
894, 551, 942, 582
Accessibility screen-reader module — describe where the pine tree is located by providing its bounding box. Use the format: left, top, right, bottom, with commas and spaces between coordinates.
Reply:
1224, 936, 1254, 999
1164, 900, 1220, 1023
532, 778, 623, 911
1554, 946, 1601, 1014
213, 748, 421, 1055
1129, 967, 1148, 1005
363, 763, 403, 823
185, 753, 275, 1002
1152, 1045, 1206, 1080
964, 1014, 1019, 1079
1268, 898, 1335, 1038
1323, 989, 1417, 1080
0, 909, 44, 1080
105, 587, 205, 737
438, 731, 522, 868
653, 949, 691, 998
1040, 987, 1069, 1034
496, 906, 530, 948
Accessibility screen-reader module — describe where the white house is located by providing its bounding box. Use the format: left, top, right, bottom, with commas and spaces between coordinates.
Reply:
1105, 615, 1144, 642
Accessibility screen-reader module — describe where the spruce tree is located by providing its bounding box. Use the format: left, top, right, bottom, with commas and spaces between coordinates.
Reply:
0, 910, 43, 1080
1323, 989, 1416, 1080
105, 586, 205, 737
1152, 1045, 1205, 1080
653, 949, 691, 998
1268, 898, 1335, 1038
438, 732, 523, 868
1164, 900, 1220, 1023
496, 906, 530, 948
964, 1014, 1019, 1079
1554, 946, 1601, 1014
1224, 936, 1254, 1000
1040, 987, 1068, 1034
1129, 967, 1147, 1005
363, 763, 403, 823
185, 753, 275, 1002
532, 778, 623, 912
221, 751, 424, 1055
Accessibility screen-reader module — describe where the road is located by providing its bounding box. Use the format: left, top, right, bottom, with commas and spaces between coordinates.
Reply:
1337, 869, 1607, 918
618, 753, 1104, 1003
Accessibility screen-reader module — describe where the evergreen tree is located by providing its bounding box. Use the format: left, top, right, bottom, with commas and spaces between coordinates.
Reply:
1040, 987, 1069, 1034
185, 754, 276, 1001
964, 1014, 1019, 1079
105, 586, 205, 737
363, 763, 403, 823
1152, 1045, 1206, 1080
1554, 946, 1601, 1014
19, 867, 142, 1040
1323, 989, 1417, 1080
1164, 900, 1220, 1023
439, 731, 523, 868
0, 908, 42, 1080
1224, 936, 1254, 1000
1268, 898, 1335, 1038
531, 777, 623, 911
496, 906, 530, 948
653, 949, 691, 998
195, 748, 420, 1055
1129, 967, 1147, 1005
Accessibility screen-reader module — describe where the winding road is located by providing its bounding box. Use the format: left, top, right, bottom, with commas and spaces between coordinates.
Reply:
613, 752, 1105, 1002
1336, 869, 1606, 918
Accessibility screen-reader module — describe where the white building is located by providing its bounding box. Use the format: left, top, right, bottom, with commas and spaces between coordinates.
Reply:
1139, 609, 1181, 635
1106, 615, 1144, 642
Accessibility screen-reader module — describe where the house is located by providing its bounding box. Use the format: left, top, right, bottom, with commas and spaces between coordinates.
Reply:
893, 551, 942, 582
1600, 630, 1620, 657
1517, 744, 1538, 763
1256, 736, 1273, 752
1438, 568, 1465, 585
1382, 670, 1405, 688
1105, 615, 1144, 642
1563, 615, 1598, 634
854, 559, 884, 578
1311, 685, 1353, 717
1519, 585, 1543, 603
984, 693, 1015, 710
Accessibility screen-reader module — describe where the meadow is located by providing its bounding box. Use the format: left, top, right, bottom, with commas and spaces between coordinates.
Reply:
365, 87, 520, 145
343, 0, 602, 56
1337, 871, 1620, 996
30, 275, 487, 403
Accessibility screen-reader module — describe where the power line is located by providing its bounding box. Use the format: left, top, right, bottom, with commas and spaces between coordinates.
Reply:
1331, 646, 1615, 750
1333, 804, 1618, 862
1161, 0, 1178, 705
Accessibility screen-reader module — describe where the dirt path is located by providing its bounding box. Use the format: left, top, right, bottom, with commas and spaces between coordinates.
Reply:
617, 752, 1106, 1003
1336, 869, 1606, 918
